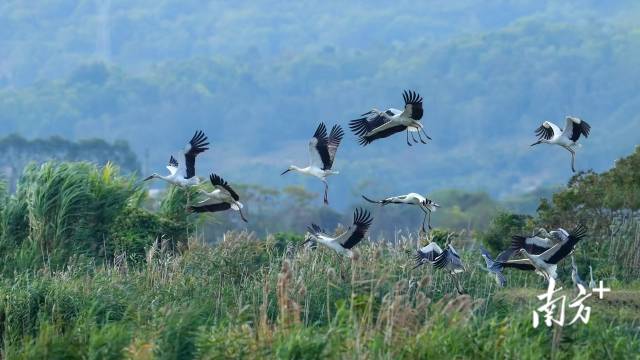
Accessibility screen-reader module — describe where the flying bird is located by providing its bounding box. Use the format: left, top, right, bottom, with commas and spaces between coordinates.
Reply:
187, 174, 247, 222
303, 208, 373, 258
349, 90, 430, 146
499, 225, 588, 282
413, 242, 443, 269
531, 116, 591, 172
479, 246, 507, 287
362, 193, 439, 232
281, 122, 344, 205
144, 131, 210, 187
413, 236, 465, 294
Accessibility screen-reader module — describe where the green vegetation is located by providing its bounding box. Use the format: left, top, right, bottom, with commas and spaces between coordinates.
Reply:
1, 2, 639, 201
0, 146, 638, 358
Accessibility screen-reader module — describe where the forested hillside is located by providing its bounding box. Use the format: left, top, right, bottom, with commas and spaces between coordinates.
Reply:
1, 1, 639, 208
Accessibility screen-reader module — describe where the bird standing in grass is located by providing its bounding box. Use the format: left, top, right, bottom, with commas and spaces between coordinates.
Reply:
479, 246, 507, 287
530, 116, 591, 172
589, 265, 596, 289
281, 122, 344, 205
303, 208, 373, 258
188, 174, 247, 222
143, 130, 210, 187
362, 193, 439, 232
349, 90, 430, 146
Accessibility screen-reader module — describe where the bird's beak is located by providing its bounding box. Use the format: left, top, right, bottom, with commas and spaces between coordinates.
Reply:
143, 175, 154, 181
530, 141, 541, 147
280, 169, 291, 175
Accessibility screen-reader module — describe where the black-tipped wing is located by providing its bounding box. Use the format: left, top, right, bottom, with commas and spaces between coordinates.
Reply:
189, 202, 231, 213
510, 235, 555, 255
499, 259, 536, 271
307, 223, 327, 236
564, 117, 591, 142
209, 174, 240, 201
544, 225, 587, 264
535, 124, 554, 141
168, 156, 179, 168
433, 249, 452, 270
311, 123, 344, 170
339, 208, 373, 249
324, 125, 344, 170
184, 130, 210, 179
402, 90, 423, 120
349, 113, 407, 146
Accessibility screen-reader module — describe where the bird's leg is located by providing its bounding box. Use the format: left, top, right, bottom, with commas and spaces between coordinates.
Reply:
410, 131, 419, 143
420, 127, 432, 140
416, 129, 428, 144
570, 148, 576, 172
238, 209, 248, 223
406, 129, 413, 146
421, 212, 428, 234
428, 211, 432, 230
323, 181, 329, 205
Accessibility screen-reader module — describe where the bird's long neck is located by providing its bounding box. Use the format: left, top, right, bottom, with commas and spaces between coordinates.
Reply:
589, 266, 593, 281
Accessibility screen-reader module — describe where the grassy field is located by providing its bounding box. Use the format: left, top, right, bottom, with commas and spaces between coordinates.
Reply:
1, 230, 639, 359
0, 161, 638, 359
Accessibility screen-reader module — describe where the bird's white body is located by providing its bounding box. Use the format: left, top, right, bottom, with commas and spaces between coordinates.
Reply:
305, 208, 372, 258
310, 232, 354, 258
285, 165, 338, 181
362, 192, 439, 231
282, 123, 344, 205
196, 189, 244, 211
368, 108, 423, 132
531, 117, 591, 172
521, 250, 559, 281
147, 167, 201, 188
144, 131, 209, 188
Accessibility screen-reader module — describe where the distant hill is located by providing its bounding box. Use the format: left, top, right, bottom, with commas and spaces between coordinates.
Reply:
1, 1, 638, 208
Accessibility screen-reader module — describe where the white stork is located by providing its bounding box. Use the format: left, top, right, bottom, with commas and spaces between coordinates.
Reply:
144, 131, 210, 187
362, 193, 439, 232
531, 116, 591, 172
187, 174, 247, 222
570, 256, 587, 289
498, 225, 588, 282
281, 122, 344, 205
479, 246, 507, 287
303, 208, 373, 258
413, 237, 465, 294
349, 90, 430, 146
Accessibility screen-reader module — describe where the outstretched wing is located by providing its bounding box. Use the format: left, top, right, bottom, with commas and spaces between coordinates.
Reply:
499, 258, 536, 271
324, 125, 344, 170
543, 225, 588, 264
166, 156, 179, 176
401, 90, 423, 120
534, 122, 555, 141
337, 208, 373, 249
349, 112, 406, 146
184, 130, 210, 179
309, 123, 339, 170
563, 116, 591, 142
510, 235, 556, 255
189, 202, 232, 213
209, 174, 240, 201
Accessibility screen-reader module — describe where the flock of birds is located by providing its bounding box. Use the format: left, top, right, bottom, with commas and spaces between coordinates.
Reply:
143, 90, 594, 293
